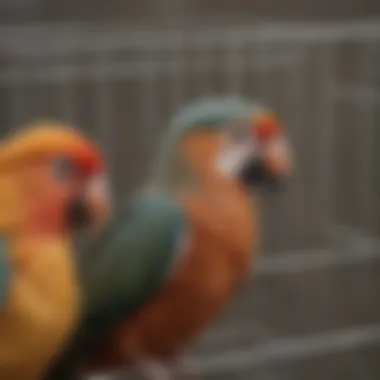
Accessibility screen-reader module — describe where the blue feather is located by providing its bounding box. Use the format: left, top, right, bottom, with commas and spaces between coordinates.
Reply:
0, 238, 12, 308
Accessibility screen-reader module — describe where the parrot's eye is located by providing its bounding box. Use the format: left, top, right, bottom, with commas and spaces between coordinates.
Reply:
52, 156, 77, 180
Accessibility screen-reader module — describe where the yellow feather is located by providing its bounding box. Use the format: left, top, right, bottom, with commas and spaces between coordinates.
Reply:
0, 239, 80, 380
0, 120, 93, 170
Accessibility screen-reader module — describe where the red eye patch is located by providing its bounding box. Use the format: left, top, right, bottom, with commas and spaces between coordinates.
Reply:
74, 145, 104, 177
254, 115, 281, 142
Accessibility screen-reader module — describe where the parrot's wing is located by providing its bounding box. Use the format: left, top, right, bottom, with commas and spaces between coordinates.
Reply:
79, 195, 188, 338
0, 238, 12, 309
43, 196, 188, 380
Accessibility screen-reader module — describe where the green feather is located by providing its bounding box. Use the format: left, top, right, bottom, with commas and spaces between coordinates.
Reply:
82, 196, 186, 321
0, 237, 11, 309
79, 196, 186, 348
167, 95, 263, 137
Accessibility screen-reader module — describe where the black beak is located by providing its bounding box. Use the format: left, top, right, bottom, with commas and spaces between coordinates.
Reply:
66, 196, 93, 230
238, 157, 286, 191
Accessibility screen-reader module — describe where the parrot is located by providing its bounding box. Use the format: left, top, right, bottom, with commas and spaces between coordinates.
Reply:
0, 121, 111, 380
45, 96, 292, 380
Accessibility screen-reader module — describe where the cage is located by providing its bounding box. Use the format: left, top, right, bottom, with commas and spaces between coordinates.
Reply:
1, 19, 380, 380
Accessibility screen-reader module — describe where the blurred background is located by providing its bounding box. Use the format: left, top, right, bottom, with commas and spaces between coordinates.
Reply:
1, 1, 380, 380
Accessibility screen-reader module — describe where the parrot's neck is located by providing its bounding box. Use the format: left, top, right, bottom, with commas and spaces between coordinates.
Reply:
143, 132, 257, 200
144, 143, 200, 196
144, 144, 250, 199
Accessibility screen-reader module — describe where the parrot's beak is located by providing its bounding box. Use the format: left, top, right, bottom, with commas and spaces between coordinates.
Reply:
66, 174, 111, 231
239, 112, 291, 191
264, 137, 292, 181
238, 137, 292, 191
66, 196, 93, 230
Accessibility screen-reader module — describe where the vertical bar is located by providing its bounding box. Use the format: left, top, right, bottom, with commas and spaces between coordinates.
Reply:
93, 58, 113, 166
284, 48, 305, 143
226, 30, 243, 94
255, 43, 271, 103
171, 30, 185, 109
357, 42, 377, 236
8, 67, 28, 128
196, 54, 213, 95
55, 34, 77, 124
283, 45, 305, 248
317, 43, 336, 238
59, 74, 77, 124
140, 49, 157, 155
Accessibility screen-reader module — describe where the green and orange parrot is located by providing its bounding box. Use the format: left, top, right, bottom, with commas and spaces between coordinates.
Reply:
46, 96, 292, 380
0, 121, 110, 380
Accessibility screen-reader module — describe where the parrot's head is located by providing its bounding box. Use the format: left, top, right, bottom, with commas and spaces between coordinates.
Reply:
0, 121, 111, 236
165, 96, 292, 191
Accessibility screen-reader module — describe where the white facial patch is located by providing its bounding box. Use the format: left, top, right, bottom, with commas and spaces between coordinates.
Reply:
267, 136, 289, 155
87, 174, 112, 206
267, 136, 292, 170
215, 137, 259, 177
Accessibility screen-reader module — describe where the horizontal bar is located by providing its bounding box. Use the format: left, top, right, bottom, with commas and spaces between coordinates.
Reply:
1, 19, 380, 56
258, 245, 380, 275
191, 323, 380, 375
329, 224, 378, 242
0, 54, 303, 84
329, 83, 380, 104
258, 224, 380, 275
90, 323, 380, 378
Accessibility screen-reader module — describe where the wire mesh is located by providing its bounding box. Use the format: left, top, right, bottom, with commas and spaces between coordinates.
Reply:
1, 19, 380, 380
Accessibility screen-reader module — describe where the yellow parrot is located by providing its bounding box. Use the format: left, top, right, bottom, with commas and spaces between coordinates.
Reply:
0, 121, 110, 380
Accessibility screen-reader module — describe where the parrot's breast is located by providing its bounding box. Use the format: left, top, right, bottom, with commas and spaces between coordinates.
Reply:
94, 183, 257, 367
0, 238, 80, 380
